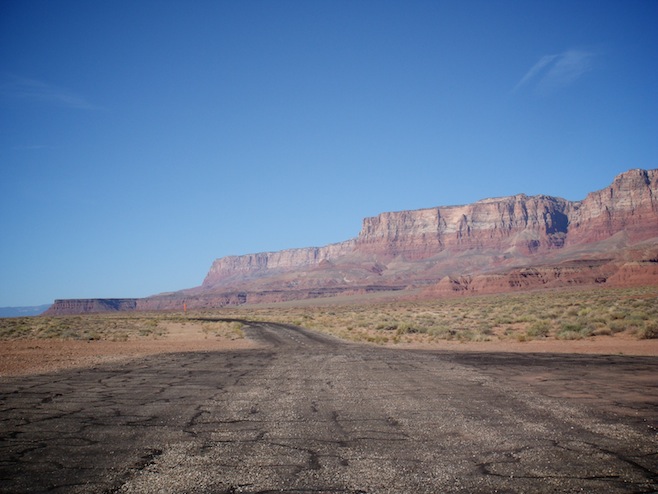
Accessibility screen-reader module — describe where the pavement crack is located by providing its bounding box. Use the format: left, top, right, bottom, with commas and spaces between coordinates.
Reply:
2, 324, 657, 493
104, 448, 164, 494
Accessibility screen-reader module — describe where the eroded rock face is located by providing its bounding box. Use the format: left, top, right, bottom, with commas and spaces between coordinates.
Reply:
355, 194, 570, 257
202, 241, 356, 287
568, 169, 658, 244
606, 261, 658, 287
44, 299, 138, 315
426, 261, 617, 297
47, 169, 658, 312
353, 170, 658, 255
199, 169, 658, 298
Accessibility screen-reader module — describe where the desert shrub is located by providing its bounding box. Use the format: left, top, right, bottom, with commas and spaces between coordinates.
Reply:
577, 307, 592, 317
557, 322, 592, 340
202, 320, 244, 339
629, 310, 649, 321
366, 335, 389, 344
607, 320, 629, 333
229, 321, 245, 338
527, 320, 551, 338
588, 315, 608, 326
426, 326, 452, 339
566, 307, 580, 317
393, 323, 406, 334
592, 327, 613, 336
557, 330, 584, 340
493, 315, 514, 325
138, 319, 162, 337
637, 320, 658, 340
457, 330, 491, 342
608, 310, 627, 320
376, 322, 397, 331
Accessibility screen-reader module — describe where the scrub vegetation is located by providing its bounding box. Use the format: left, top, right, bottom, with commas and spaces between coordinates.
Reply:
1, 286, 656, 345
0, 314, 169, 341
199, 319, 245, 340
223, 286, 658, 345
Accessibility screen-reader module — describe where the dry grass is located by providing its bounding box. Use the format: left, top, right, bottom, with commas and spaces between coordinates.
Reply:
1, 286, 656, 346
0, 313, 171, 341
0, 313, 249, 343
198, 319, 245, 340
212, 285, 658, 345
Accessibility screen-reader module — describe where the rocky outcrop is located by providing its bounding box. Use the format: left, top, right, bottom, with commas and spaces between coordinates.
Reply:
203, 241, 356, 288
606, 260, 658, 287
355, 194, 570, 258
195, 169, 658, 302
139, 285, 407, 311
355, 169, 657, 256
44, 299, 138, 315
568, 169, 658, 244
48, 169, 658, 313
427, 260, 617, 297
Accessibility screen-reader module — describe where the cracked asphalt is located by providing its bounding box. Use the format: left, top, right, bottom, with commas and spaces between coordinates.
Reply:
1, 322, 656, 493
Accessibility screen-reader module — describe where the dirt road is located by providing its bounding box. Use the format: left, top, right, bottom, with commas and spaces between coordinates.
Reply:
1, 322, 656, 493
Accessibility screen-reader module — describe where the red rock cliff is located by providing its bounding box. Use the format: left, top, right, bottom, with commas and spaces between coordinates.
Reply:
202, 169, 657, 290
142, 168, 658, 307
44, 298, 138, 316
355, 194, 570, 258
567, 169, 658, 244
202, 241, 356, 288
46, 169, 658, 312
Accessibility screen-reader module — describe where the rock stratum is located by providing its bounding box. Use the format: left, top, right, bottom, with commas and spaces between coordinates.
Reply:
44, 299, 138, 316
47, 169, 658, 314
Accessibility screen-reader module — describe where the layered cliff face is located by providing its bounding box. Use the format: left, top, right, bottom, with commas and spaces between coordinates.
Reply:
568, 169, 658, 244
202, 194, 575, 289
193, 168, 658, 304
44, 299, 138, 316
48, 169, 657, 313
203, 170, 658, 288
203, 241, 356, 288
355, 194, 570, 258
355, 169, 658, 256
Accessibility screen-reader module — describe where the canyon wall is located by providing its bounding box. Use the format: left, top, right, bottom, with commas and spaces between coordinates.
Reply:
203, 240, 356, 287
354, 194, 570, 258
44, 169, 658, 313
567, 168, 658, 244
202, 169, 658, 291
44, 299, 138, 316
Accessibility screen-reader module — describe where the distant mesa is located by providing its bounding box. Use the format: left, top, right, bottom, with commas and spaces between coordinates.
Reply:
45, 168, 658, 315
44, 298, 138, 316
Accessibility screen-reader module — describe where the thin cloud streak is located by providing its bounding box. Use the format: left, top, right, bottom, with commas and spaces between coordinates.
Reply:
513, 50, 594, 95
0, 74, 101, 110
512, 54, 558, 93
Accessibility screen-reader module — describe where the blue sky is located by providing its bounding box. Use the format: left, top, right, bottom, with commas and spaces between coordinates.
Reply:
1, 0, 656, 307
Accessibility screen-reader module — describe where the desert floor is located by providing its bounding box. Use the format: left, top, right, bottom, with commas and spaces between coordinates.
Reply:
2, 321, 656, 493
2, 318, 656, 377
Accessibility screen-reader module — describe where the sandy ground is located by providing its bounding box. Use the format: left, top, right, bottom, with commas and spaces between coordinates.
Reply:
0, 322, 258, 377
395, 333, 658, 356
4, 322, 656, 493
1, 321, 656, 377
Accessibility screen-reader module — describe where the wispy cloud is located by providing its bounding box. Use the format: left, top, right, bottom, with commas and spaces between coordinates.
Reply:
0, 74, 101, 110
513, 50, 595, 95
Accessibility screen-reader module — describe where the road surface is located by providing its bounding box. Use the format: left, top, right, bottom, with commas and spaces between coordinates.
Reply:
1, 321, 656, 493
